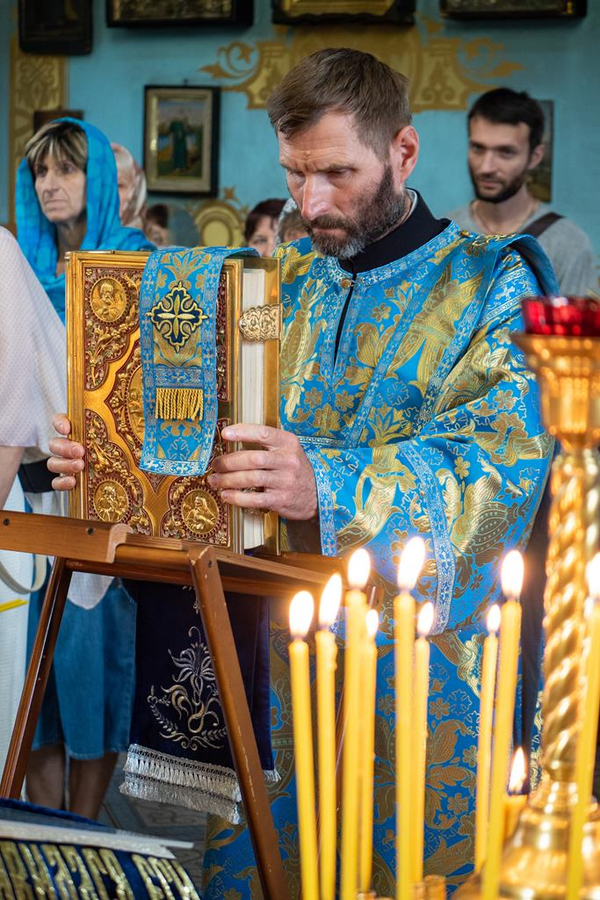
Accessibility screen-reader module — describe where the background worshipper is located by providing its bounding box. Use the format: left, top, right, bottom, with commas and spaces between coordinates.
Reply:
448, 87, 595, 296
47, 49, 556, 896
111, 141, 147, 231
244, 197, 286, 256
16, 117, 153, 819
447, 87, 597, 763
144, 201, 200, 248
277, 198, 310, 245
0, 227, 65, 774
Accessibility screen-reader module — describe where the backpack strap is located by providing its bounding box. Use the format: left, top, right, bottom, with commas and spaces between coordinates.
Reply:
525, 211, 563, 238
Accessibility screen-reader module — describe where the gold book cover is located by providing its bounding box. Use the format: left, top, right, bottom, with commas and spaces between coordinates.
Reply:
66, 250, 280, 553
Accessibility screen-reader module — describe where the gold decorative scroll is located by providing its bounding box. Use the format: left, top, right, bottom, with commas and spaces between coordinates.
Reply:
200, 21, 523, 112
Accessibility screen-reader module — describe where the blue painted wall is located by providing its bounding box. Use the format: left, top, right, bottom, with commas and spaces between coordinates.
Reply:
3, 0, 599, 262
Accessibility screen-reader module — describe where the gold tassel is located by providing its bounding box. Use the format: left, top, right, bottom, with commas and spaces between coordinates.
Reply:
155, 387, 204, 421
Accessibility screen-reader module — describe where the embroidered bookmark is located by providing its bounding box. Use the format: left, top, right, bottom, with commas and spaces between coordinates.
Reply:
139, 246, 258, 476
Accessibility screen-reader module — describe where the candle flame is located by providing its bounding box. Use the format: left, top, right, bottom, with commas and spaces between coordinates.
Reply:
487, 604, 501, 634
347, 548, 371, 589
501, 550, 524, 600
508, 747, 527, 794
587, 553, 600, 601
319, 573, 342, 628
289, 591, 314, 639
396, 536, 426, 590
366, 608, 379, 639
417, 601, 434, 637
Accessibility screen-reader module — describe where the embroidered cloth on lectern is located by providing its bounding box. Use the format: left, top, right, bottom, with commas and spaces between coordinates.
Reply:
139, 246, 258, 476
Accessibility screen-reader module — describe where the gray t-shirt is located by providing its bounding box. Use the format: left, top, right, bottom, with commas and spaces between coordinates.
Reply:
448, 201, 596, 296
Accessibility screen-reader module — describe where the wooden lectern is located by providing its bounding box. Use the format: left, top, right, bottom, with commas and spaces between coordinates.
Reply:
0, 510, 349, 900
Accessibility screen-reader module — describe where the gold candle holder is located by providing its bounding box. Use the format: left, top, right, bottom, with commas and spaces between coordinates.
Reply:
457, 332, 600, 900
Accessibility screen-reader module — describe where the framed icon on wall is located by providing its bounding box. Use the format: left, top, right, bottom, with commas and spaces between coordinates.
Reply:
144, 85, 220, 197
107, 0, 252, 27
19, 0, 92, 54
271, 0, 415, 24
440, 0, 586, 18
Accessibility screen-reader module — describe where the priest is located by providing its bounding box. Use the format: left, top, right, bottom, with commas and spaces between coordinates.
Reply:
49, 48, 556, 898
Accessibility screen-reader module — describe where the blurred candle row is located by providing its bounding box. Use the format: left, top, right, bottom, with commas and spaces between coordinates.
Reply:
288, 545, 600, 900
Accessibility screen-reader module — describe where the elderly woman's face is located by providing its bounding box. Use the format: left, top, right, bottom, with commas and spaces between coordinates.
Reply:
248, 215, 278, 257
33, 153, 86, 225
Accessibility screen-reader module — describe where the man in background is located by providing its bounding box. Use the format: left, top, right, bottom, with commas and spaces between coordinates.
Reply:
449, 87, 596, 296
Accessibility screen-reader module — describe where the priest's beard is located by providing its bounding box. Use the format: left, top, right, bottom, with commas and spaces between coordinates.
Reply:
303, 165, 408, 259
469, 162, 530, 204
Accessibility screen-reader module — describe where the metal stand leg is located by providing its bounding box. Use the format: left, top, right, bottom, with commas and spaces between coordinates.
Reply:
0, 557, 72, 798
189, 547, 289, 900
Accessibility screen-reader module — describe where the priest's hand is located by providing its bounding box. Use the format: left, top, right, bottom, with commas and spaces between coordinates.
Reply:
47, 414, 85, 491
208, 424, 318, 520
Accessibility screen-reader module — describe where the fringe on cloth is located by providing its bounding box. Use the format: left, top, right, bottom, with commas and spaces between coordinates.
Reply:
120, 744, 280, 825
154, 387, 203, 422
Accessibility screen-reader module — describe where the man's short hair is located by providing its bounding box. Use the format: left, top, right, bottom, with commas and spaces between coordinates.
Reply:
267, 48, 411, 158
468, 88, 545, 153
25, 119, 87, 174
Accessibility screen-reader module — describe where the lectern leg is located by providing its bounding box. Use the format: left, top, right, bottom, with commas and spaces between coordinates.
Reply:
189, 547, 289, 900
0, 557, 73, 798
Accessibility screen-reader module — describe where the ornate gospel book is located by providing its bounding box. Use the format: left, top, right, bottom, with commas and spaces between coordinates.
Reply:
66, 250, 280, 553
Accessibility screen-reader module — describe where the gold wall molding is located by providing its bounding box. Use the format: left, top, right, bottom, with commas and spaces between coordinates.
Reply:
8, 36, 68, 228
200, 18, 522, 112
191, 188, 248, 247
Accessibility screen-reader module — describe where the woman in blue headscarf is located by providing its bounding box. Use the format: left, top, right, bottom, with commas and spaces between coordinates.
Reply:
17, 117, 152, 321
16, 118, 153, 818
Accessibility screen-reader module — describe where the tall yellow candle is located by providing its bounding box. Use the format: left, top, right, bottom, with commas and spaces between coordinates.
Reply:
289, 590, 319, 900
483, 550, 523, 900
412, 601, 434, 883
503, 747, 527, 841
317, 573, 343, 900
395, 536, 426, 900
566, 554, 600, 900
359, 608, 379, 894
475, 604, 501, 873
341, 548, 370, 900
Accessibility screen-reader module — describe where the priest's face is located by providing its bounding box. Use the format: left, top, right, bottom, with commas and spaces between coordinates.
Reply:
468, 116, 544, 204
278, 111, 418, 258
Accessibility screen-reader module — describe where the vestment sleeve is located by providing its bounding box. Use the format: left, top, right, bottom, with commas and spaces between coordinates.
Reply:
301, 254, 553, 634
0, 228, 66, 460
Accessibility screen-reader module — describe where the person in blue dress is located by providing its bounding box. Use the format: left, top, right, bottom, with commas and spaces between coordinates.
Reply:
16, 117, 153, 818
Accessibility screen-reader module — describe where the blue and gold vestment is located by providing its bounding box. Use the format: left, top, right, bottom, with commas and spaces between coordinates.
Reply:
203, 222, 557, 898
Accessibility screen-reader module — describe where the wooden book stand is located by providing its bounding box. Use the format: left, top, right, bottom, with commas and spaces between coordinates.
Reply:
0, 510, 345, 900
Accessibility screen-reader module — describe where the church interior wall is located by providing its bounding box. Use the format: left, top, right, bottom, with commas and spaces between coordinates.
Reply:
1, 0, 599, 275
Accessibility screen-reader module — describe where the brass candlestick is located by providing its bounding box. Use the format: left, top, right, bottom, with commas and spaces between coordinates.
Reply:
457, 333, 600, 900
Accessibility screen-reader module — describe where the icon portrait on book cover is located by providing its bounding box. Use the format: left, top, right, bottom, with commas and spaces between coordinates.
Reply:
94, 480, 129, 522
182, 489, 220, 535
91, 277, 127, 323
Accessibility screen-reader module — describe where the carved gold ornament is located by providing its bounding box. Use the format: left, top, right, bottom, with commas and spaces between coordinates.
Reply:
93, 479, 129, 522
90, 277, 128, 323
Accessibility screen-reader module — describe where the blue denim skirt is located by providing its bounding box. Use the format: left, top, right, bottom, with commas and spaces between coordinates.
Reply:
26, 578, 136, 759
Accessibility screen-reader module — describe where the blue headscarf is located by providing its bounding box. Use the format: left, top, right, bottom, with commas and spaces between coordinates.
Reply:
16, 118, 154, 322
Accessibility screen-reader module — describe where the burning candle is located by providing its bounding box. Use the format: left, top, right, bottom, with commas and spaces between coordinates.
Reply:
412, 601, 434, 882
566, 554, 600, 900
483, 550, 523, 900
341, 549, 370, 900
359, 608, 379, 894
503, 747, 527, 841
395, 536, 426, 900
316, 573, 342, 900
475, 603, 501, 872
289, 590, 318, 900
